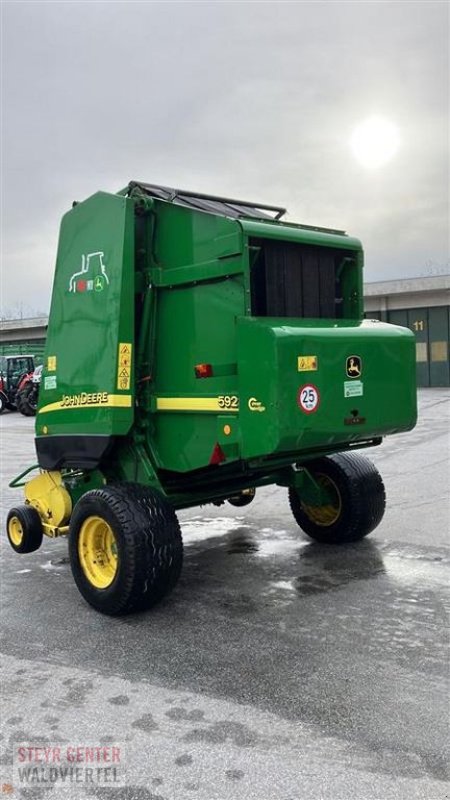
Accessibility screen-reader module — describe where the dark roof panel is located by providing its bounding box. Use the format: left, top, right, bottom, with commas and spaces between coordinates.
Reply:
127, 181, 286, 221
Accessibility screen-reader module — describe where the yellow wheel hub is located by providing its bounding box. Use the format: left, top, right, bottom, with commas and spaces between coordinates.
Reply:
78, 516, 118, 589
8, 516, 24, 546
301, 473, 342, 527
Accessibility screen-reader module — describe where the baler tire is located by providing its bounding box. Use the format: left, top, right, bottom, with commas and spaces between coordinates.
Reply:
69, 484, 183, 616
7, 505, 43, 553
289, 453, 386, 544
0, 393, 6, 414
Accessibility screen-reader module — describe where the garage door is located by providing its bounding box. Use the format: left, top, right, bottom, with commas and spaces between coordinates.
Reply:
387, 307, 449, 387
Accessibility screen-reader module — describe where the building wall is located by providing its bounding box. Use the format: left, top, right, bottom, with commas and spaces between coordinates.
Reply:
0, 317, 47, 365
364, 276, 450, 387
364, 275, 450, 312
366, 305, 450, 387
0, 340, 46, 364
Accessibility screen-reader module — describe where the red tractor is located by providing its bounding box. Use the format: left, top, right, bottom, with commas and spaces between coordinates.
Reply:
0, 355, 35, 414
17, 364, 43, 416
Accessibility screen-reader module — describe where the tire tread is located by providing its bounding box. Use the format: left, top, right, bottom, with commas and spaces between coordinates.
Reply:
289, 452, 386, 544
7, 504, 43, 553
69, 483, 183, 615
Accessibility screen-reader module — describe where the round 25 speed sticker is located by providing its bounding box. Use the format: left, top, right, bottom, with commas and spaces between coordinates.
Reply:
297, 384, 320, 414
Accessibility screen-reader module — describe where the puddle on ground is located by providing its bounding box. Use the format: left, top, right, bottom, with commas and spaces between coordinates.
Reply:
226, 527, 303, 558
256, 535, 304, 559
40, 557, 70, 571
182, 516, 244, 545
270, 579, 297, 593
227, 530, 259, 554
382, 553, 449, 590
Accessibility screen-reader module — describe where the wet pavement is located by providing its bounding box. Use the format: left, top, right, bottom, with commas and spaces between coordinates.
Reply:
0, 389, 449, 799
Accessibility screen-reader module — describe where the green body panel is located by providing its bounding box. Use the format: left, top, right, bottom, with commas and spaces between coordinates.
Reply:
32, 184, 417, 509
237, 318, 416, 459
36, 192, 135, 439
150, 276, 243, 471
239, 219, 362, 250
150, 201, 244, 286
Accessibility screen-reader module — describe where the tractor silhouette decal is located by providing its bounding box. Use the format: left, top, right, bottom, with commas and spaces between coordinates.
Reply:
69, 252, 110, 294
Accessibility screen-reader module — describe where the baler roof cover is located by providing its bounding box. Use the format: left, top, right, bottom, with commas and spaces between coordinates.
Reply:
127, 181, 287, 221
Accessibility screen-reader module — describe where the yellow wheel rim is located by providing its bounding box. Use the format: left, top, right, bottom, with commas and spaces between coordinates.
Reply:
78, 516, 118, 589
301, 473, 342, 527
8, 516, 24, 546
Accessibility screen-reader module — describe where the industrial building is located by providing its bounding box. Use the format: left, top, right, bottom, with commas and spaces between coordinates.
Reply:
0, 316, 47, 363
364, 275, 450, 387
1, 276, 449, 386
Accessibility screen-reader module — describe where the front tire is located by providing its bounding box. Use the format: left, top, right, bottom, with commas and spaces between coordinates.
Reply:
7, 505, 43, 553
69, 484, 183, 615
289, 453, 385, 544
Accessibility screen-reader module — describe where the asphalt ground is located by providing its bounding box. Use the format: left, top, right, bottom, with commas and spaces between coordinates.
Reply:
0, 388, 449, 800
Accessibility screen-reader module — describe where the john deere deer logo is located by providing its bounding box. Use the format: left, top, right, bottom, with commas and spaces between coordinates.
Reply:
346, 355, 362, 378
69, 252, 110, 294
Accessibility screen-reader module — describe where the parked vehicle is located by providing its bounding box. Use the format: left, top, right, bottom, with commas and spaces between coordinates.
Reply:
0, 355, 35, 413
17, 364, 43, 417
6, 182, 417, 615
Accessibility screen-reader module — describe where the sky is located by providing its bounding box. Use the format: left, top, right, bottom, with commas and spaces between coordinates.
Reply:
1, 0, 449, 317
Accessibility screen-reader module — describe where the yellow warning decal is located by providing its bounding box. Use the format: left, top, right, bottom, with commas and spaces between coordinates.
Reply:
298, 355, 318, 372
47, 356, 57, 372
156, 396, 239, 413
117, 342, 132, 390
38, 394, 132, 414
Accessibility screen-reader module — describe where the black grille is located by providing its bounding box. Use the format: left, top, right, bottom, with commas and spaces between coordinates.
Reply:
250, 238, 347, 319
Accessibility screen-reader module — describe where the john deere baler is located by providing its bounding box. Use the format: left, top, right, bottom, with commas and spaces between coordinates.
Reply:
7, 182, 417, 614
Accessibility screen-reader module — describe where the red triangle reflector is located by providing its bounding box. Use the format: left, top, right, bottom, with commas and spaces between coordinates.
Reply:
209, 443, 226, 465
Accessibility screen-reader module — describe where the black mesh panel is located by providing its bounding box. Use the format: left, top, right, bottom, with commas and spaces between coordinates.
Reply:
250, 238, 347, 319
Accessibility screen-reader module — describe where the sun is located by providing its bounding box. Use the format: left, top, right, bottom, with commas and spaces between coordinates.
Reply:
350, 116, 400, 169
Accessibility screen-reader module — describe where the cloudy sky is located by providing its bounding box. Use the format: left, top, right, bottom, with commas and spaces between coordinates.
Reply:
2, 1, 448, 316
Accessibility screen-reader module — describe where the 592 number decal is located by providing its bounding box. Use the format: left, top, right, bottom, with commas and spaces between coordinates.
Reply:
297, 384, 320, 414
218, 395, 239, 410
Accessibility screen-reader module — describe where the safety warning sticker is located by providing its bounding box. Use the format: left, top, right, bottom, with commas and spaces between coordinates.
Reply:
117, 343, 132, 391
297, 355, 318, 372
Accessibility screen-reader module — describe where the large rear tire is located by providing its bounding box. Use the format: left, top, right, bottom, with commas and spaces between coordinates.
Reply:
289, 453, 385, 544
68, 484, 183, 615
